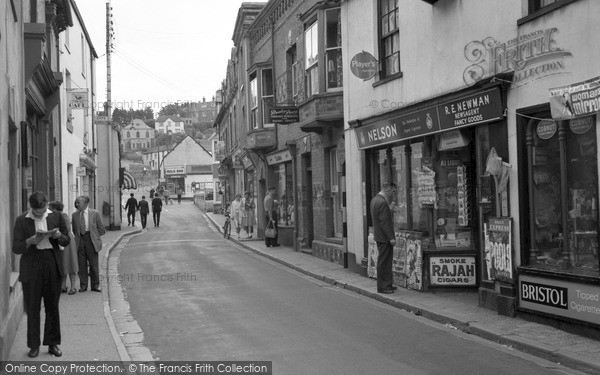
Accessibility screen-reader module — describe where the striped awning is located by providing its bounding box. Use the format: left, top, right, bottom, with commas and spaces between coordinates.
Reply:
122, 170, 137, 190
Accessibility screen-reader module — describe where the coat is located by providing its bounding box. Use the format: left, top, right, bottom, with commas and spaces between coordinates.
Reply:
12, 210, 70, 282
152, 197, 163, 212
72, 208, 106, 252
370, 193, 395, 243
138, 200, 150, 215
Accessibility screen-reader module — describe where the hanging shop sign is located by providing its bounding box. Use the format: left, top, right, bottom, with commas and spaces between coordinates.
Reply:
214, 141, 226, 162
429, 256, 476, 286
519, 275, 600, 327
393, 230, 423, 291
268, 106, 300, 124
549, 76, 600, 120
240, 153, 255, 170
350, 51, 379, 81
356, 87, 503, 149
266, 150, 292, 165
67, 90, 89, 110
76, 166, 87, 176
462, 27, 572, 86
483, 217, 514, 282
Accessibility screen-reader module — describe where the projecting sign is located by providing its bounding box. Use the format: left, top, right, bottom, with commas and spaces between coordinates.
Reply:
350, 51, 378, 80
67, 90, 89, 110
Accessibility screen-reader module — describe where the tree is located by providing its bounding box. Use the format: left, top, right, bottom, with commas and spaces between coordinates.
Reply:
159, 103, 182, 117
112, 108, 131, 127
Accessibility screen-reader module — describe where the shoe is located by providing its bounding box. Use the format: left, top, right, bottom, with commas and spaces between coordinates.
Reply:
266, 245, 271, 248
272, 244, 281, 247
91, 287, 101, 293
27, 347, 39, 358
79, 287, 87, 292
61, 287, 68, 293
378, 288, 394, 294
390, 285, 398, 290
68, 288, 76, 295
48, 345, 62, 357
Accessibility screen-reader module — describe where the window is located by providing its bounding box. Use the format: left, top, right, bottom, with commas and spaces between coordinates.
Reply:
325, 8, 342, 91
146, 131, 149, 138
379, 0, 400, 77
136, 131, 140, 138
262, 69, 274, 127
531, 0, 558, 10
524, 114, 599, 276
276, 163, 294, 226
249, 74, 258, 130
305, 21, 319, 97
81, 34, 86, 77
127, 131, 131, 138
288, 45, 299, 99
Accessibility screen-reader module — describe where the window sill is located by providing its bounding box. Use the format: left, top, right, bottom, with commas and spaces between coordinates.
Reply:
372, 72, 403, 88
324, 237, 343, 245
517, 0, 579, 26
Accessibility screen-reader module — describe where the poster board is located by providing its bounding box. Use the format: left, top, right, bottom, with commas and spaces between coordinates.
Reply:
394, 231, 423, 291
483, 217, 514, 282
367, 233, 377, 279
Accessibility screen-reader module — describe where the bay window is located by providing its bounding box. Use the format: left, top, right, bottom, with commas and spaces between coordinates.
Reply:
249, 74, 258, 130
325, 8, 342, 91
262, 69, 274, 127
305, 21, 319, 97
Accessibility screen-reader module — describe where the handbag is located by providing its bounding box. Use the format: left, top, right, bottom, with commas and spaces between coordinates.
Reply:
265, 219, 277, 238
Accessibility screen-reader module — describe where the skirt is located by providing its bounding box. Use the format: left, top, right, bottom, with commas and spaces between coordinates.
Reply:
241, 210, 256, 226
62, 232, 79, 274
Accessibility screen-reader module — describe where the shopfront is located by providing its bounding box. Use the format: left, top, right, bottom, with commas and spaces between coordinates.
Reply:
356, 83, 510, 292
266, 149, 295, 246
516, 76, 600, 332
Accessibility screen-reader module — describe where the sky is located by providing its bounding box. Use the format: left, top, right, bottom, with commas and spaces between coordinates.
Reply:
75, 0, 254, 114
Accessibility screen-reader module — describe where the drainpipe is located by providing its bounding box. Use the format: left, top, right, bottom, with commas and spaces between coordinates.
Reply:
287, 142, 298, 252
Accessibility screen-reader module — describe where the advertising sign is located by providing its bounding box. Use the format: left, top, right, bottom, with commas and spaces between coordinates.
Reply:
519, 275, 600, 327
393, 231, 423, 291
429, 256, 476, 286
165, 166, 185, 175
356, 88, 503, 150
269, 106, 300, 124
266, 150, 292, 165
215, 141, 226, 162
550, 76, 600, 120
350, 51, 378, 81
67, 90, 89, 110
76, 166, 87, 176
483, 218, 513, 282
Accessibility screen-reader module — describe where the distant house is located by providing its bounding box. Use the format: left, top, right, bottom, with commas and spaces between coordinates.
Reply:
122, 119, 156, 151
155, 115, 185, 134
159, 135, 213, 197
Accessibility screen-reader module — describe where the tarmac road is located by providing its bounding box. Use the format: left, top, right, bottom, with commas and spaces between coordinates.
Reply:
112, 202, 586, 375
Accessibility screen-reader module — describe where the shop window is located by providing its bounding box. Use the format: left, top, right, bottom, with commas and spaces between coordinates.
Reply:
378, 0, 401, 78
305, 21, 319, 97
525, 115, 599, 276
325, 8, 342, 91
330, 149, 343, 237
276, 163, 294, 226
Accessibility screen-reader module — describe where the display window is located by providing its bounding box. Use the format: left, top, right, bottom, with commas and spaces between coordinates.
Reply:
276, 163, 294, 226
525, 114, 599, 276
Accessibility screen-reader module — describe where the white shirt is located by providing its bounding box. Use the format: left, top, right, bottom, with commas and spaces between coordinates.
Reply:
26, 208, 53, 250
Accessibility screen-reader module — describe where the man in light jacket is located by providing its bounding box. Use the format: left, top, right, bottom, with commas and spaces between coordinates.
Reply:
72, 195, 106, 293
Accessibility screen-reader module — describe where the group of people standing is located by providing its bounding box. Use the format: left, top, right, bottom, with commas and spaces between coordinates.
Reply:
227, 188, 280, 248
12, 192, 106, 358
124, 192, 165, 228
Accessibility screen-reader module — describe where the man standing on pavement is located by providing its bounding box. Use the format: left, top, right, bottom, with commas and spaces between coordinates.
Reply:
72, 196, 106, 293
152, 193, 163, 227
138, 195, 150, 229
124, 193, 138, 226
370, 182, 397, 294
263, 186, 280, 247
12, 192, 70, 358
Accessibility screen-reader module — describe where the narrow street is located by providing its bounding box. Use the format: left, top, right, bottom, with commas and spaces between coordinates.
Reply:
114, 202, 581, 375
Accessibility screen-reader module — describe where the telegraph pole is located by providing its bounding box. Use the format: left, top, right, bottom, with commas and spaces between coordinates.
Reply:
106, 0, 118, 229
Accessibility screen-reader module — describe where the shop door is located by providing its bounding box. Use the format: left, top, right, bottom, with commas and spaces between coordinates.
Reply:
303, 155, 314, 248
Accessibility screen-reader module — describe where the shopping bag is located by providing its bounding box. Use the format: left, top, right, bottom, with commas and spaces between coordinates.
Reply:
265, 220, 277, 238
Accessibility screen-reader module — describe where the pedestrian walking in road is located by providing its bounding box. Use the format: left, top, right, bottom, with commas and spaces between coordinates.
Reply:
163, 189, 170, 205
369, 182, 397, 294
48, 201, 78, 295
149, 188, 155, 202
152, 193, 163, 227
177, 186, 183, 204
263, 187, 280, 247
241, 191, 256, 238
72, 195, 106, 293
138, 196, 150, 229
12, 191, 71, 358
230, 193, 242, 238
124, 193, 138, 226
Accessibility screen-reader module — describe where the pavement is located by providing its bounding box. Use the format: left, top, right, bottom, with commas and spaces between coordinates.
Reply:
6, 206, 600, 374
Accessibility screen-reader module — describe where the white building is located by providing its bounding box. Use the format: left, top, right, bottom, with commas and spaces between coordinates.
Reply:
122, 118, 156, 151
160, 135, 213, 197
59, 0, 98, 214
155, 115, 185, 134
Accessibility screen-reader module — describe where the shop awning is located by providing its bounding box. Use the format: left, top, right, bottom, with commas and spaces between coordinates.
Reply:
121, 170, 137, 190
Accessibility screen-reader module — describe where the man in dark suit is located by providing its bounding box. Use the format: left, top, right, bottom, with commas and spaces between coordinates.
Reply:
72, 195, 106, 293
12, 191, 70, 358
369, 182, 397, 294
137, 195, 150, 229
152, 193, 163, 227
124, 193, 138, 226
